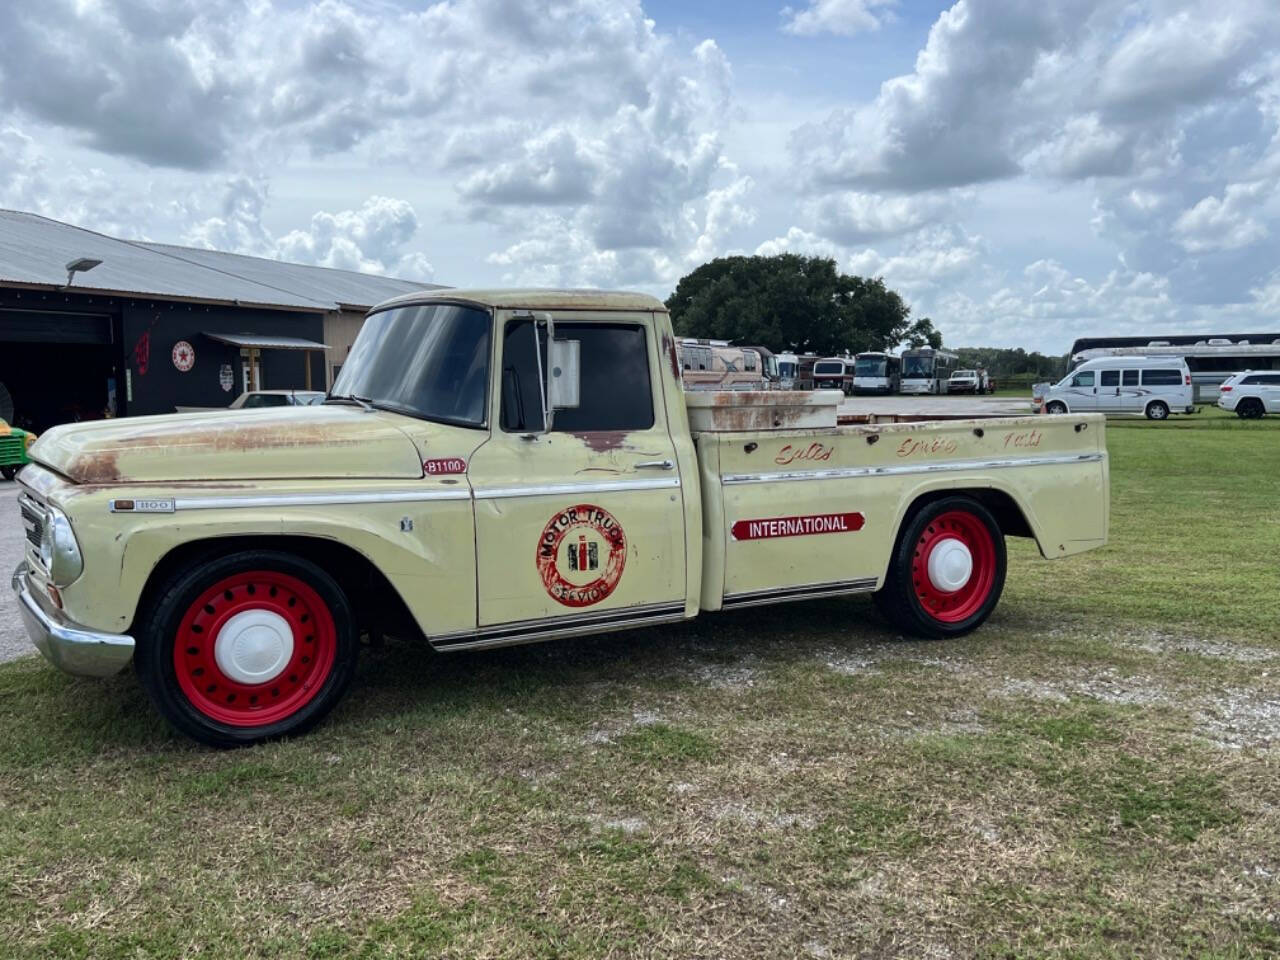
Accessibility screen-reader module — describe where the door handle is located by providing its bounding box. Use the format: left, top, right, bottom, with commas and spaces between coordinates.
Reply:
635, 459, 675, 470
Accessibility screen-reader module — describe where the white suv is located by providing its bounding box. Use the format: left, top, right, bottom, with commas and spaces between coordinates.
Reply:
1217, 371, 1280, 419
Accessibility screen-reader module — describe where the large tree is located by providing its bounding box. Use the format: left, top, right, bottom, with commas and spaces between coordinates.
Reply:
665, 254, 922, 355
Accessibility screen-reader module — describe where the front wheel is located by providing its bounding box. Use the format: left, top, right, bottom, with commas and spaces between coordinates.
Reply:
135, 550, 359, 747
1145, 400, 1169, 420
874, 497, 1007, 639
1045, 401, 1067, 415
0, 465, 15, 481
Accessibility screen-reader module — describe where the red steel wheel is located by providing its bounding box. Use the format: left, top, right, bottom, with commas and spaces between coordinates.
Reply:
909, 509, 998, 624
173, 570, 338, 727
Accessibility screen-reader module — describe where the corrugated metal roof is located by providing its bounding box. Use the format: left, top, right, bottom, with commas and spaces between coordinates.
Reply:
204, 333, 331, 350
0, 209, 440, 312
142, 242, 442, 310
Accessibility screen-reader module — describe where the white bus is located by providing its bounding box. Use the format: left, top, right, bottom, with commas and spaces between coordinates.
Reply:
1068, 335, 1280, 403
899, 347, 959, 395
852, 352, 901, 394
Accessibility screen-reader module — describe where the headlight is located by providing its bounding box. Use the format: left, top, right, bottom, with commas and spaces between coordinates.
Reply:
24, 432, 36, 449
39, 507, 83, 586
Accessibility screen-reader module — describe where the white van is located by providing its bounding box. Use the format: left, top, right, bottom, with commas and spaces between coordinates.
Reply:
1035, 356, 1194, 420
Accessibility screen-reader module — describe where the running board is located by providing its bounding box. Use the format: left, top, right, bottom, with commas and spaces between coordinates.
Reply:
721, 578, 879, 610
432, 602, 688, 653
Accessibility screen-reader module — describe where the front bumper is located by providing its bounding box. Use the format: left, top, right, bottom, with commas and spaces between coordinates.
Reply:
10, 562, 135, 677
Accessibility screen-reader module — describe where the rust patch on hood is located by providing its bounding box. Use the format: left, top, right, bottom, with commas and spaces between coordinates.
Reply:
65, 450, 123, 484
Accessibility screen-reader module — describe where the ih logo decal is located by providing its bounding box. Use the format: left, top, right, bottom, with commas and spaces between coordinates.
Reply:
536, 504, 627, 607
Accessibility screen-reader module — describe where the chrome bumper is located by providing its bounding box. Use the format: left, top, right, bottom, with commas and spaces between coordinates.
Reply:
10, 562, 135, 677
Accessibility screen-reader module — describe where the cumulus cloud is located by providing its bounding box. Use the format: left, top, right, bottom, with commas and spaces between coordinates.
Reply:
1173, 182, 1271, 253
781, 0, 896, 37
792, 0, 1279, 192
183, 178, 434, 280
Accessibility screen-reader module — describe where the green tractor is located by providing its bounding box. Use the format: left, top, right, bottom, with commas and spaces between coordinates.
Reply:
1, 382, 36, 481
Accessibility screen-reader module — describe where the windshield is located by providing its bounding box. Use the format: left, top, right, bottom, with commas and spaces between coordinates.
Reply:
331, 303, 491, 427
952, 370, 975, 379
902, 355, 935, 378
814, 361, 844, 375
778, 360, 797, 378
854, 356, 886, 377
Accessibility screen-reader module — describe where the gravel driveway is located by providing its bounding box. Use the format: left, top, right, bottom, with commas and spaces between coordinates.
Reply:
0, 481, 35, 663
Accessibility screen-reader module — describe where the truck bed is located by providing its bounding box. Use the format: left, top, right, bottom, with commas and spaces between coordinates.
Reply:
692, 413, 1108, 611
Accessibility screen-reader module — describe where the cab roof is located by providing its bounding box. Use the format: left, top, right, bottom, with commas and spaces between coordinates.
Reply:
370, 288, 668, 314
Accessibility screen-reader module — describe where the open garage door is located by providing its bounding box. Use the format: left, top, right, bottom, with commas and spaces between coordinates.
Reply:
0, 308, 118, 433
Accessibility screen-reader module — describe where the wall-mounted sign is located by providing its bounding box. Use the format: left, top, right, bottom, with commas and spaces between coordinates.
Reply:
172, 340, 196, 372
219, 363, 234, 392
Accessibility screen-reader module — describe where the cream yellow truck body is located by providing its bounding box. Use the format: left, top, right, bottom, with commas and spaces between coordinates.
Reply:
11, 289, 1108, 745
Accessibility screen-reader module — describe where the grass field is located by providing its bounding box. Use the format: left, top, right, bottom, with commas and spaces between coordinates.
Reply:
1, 409, 1278, 959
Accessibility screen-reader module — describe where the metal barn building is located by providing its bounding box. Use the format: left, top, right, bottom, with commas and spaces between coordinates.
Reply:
0, 209, 440, 432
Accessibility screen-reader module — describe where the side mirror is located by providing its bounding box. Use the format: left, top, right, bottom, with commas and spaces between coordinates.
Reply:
548, 338, 580, 410
523, 312, 580, 438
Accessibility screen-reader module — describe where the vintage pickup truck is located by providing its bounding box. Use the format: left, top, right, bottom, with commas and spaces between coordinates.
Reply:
11, 290, 1109, 746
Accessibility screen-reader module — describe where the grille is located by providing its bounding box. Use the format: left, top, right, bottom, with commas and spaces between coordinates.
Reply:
0, 436, 23, 461
18, 496, 44, 549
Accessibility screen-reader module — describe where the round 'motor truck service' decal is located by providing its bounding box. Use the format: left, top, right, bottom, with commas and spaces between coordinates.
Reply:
536, 504, 627, 607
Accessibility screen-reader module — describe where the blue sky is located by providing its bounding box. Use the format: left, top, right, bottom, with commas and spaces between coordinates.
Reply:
2, 0, 1277, 352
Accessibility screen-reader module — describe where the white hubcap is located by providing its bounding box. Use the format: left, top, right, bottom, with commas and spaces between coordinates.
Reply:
927, 538, 973, 593
213, 609, 295, 685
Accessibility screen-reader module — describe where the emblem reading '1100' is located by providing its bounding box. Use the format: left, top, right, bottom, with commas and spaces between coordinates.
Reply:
536, 504, 627, 607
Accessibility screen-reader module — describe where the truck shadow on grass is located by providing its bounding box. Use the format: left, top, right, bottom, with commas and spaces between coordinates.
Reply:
1, 595, 929, 758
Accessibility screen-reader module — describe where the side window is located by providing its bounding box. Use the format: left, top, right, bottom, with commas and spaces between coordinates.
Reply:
1264, 375, 1280, 385
1242, 376, 1261, 385
1142, 369, 1182, 386
501, 320, 654, 433
743, 351, 756, 372
1100, 370, 1120, 387
1070, 371, 1095, 387
1122, 370, 1140, 386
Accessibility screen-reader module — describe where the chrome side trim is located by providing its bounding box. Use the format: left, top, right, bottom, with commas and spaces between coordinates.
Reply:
722, 577, 879, 609
172, 489, 472, 510
722, 452, 1104, 485
473, 477, 680, 500
433, 601, 688, 652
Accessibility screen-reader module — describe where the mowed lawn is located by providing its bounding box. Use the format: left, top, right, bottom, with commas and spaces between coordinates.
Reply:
1, 409, 1278, 959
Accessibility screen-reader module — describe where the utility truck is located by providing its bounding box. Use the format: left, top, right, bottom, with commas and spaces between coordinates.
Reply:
12, 290, 1110, 746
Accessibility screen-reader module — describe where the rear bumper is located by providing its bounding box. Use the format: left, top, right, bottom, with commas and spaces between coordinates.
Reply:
10, 562, 135, 677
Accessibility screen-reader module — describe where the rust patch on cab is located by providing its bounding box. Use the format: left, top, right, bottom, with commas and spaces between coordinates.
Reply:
661, 331, 681, 381
571, 431, 631, 454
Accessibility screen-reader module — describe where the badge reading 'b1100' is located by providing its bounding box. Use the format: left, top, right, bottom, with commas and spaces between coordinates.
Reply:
536, 504, 627, 607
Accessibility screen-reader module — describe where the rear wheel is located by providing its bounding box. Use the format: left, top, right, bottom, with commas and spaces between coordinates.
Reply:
874, 497, 1006, 639
1145, 400, 1169, 420
135, 550, 358, 747
1045, 401, 1067, 415
1237, 398, 1265, 420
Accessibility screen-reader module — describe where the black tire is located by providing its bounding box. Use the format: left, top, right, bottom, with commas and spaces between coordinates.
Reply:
1145, 400, 1169, 420
873, 496, 1007, 640
1045, 401, 1068, 415
134, 550, 359, 748
0, 466, 15, 482
1237, 399, 1265, 420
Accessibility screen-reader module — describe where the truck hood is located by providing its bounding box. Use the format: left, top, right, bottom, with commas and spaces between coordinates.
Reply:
30, 406, 439, 483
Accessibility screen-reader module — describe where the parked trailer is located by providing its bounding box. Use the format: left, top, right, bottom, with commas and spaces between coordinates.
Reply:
677, 339, 778, 391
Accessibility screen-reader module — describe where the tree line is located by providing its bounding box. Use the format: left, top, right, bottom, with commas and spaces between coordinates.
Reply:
666, 254, 1065, 377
